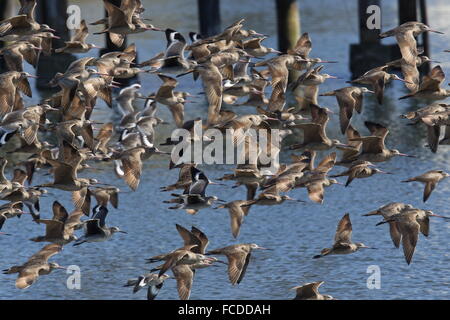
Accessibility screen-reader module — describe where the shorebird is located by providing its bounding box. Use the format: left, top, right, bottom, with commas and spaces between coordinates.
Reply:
0, 14, 55, 41
73, 206, 126, 246
94, 0, 157, 47
3, 243, 65, 289
178, 62, 222, 125
313, 213, 371, 258
157, 29, 197, 75
124, 273, 170, 299
30, 201, 83, 245
0, 41, 42, 72
206, 243, 270, 285
399, 65, 450, 101
402, 170, 450, 202
0, 187, 46, 221
376, 208, 450, 264
350, 121, 414, 163
288, 104, 345, 150
166, 167, 224, 214
380, 21, 443, 66
363, 202, 413, 248
386, 55, 434, 93
320, 87, 374, 134
241, 37, 280, 57
291, 281, 334, 300
348, 65, 410, 104
115, 83, 142, 115
0, 71, 37, 117
215, 200, 249, 238
55, 20, 99, 54
331, 161, 391, 187
0, 202, 25, 231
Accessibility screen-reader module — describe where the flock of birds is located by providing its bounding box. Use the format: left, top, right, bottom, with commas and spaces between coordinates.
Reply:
0, 0, 449, 300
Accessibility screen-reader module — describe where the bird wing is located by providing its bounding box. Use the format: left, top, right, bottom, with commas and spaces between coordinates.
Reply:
334, 213, 352, 243
172, 264, 194, 300
395, 30, 418, 66
52, 201, 69, 222
72, 20, 89, 43
226, 249, 250, 285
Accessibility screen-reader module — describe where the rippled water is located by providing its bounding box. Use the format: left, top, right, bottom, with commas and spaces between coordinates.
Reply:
1, 0, 450, 300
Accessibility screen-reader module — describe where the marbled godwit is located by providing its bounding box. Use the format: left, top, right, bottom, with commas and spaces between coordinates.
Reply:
399, 65, 450, 101
215, 200, 249, 238
3, 243, 65, 289
55, 20, 100, 54
320, 87, 374, 134
124, 273, 170, 299
0, 202, 25, 231
402, 170, 450, 202
179, 62, 222, 125
313, 213, 371, 258
364, 202, 413, 248
350, 121, 414, 163
148, 245, 215, 277
386, 55, 434, 93
94, 0, 149, 47
73, 206, 126, 246
288, 104, 345, 151
348, 65, 410, 104
376, 208, 450, 264
0, 71, 37, 117
331, 161, 391, 187
0, 187, 46, 221
206, 243, 270, 285
30, 201, 83, 245
291, 281, 334, 300
241, 37, 281, 57
153, 74, 186, 127
380, 22, 443, 65
0, 41, 41, 72
0, 15, 55, 41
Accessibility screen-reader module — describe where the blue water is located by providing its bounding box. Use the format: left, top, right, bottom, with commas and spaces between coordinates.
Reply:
0, 0, 449, 299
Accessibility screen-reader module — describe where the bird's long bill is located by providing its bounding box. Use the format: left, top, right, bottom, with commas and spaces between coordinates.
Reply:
214, 259, 228, 265
177, 70, 195, 78
430, 213, 450, 220
429, 29, 444, 34
0, 232, 11, 236
26, 75, 39, 79
321, 60, 338, 63
378, 170, 393, 174
118, 231, 128, 234
57, 266, 67, 270
398, 153, 416, 158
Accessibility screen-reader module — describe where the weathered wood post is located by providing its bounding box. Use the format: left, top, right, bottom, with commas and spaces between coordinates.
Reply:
35, 0, 76, 90
419, 0, 430, 73
275, 0, 300, 83
197, 0, 221, 37
0, 0, 9, 73
349, 0, 391, 78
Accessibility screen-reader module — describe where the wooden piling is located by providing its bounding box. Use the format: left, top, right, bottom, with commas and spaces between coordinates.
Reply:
275, 0, 300, 54
350, 0, 391, 78
275, 0, 300, 84
35, 0, 76, 90
197, 0, 221, 37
